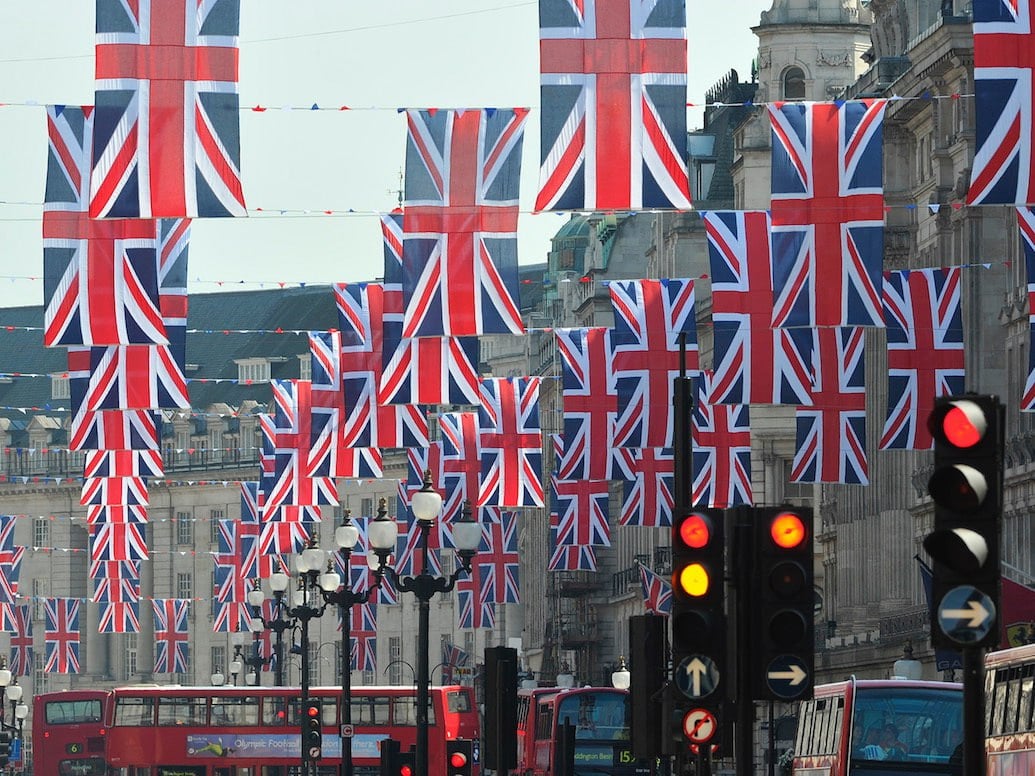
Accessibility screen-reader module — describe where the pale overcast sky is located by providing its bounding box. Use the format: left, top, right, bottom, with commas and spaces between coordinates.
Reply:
0, 1, 771, 310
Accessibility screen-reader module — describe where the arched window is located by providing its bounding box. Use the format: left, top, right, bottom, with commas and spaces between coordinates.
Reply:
783, 66, 806, 100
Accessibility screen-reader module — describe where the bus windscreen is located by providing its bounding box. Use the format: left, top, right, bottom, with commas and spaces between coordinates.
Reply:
850, 687, 963, 768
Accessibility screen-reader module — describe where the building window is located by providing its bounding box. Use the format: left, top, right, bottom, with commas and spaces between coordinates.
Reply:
125, 640, 138, 681
361, 497, 374, 518
389, 637, 402, 685
33, 517, 49, 548
783, 66, 806, 100
298, 354, 311, 381
212, 645, 227, 674
32, 578, 47, 621
210, 509, 225, 544
176, 513, 193, 545
176, 573, 193, 600
51, 375, 70, 400
34, 652, 47, 695
237, 360, 271, 384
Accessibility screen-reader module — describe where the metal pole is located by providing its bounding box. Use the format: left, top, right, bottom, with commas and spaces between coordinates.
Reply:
341, 595, 353, 776
301, 607, 311, 776
767, 702, 775, 776
962, 647, 985, 776
416, 522, 431, 776
274, 593, 285, 688
734, 510, 754, 776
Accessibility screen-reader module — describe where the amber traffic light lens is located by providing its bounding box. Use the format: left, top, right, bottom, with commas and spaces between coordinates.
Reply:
677, 563, 710, 597
770, 513, 807, 549
680, 513, 712, 549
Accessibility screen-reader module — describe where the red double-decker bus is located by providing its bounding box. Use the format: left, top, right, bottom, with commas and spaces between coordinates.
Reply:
32, 688, 111, 776
34, 684, 477, 776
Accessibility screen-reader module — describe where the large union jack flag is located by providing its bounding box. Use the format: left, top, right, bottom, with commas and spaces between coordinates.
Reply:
456, 561, 495, 630
380, 335, 482, 407
43, 105, 167, 348
90, 558, 141, 603
609, 278, 698, 448
45, 598, 81, 673
478, 378, 544, 508
618, 447, 673, 527
556, 327, 619, 479
552, 474, 611, 546
153, 598, 190, 674
99, 601, 141, 634
879, 268, 964, 449
548, 512, 598, 571
969, 1, 1035, 204
1020, 209, 1035, 409
536, 0, 691, 211
477, 514, 521, 605
792, 327, 868, 484
639, 563, 672, 615
8, 605, 33, 676
348, 599, 378, 673
769, 100, 888, 328
402, 108, 527, 337
704, 210, 813, 405
89, 521, 149, 562
692, 372, 753, 508
91, 0, 246, 218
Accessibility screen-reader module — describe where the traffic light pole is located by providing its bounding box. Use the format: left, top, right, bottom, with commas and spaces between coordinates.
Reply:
733, 509, 753, 776
962, 647, 985, 776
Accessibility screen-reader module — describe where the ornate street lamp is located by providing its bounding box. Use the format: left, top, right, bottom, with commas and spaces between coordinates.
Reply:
382, 473, 480, 776
611, 656, 631, 690
315, 504, 396, 776
292, 536, 331, 776
248, 563, 294, 687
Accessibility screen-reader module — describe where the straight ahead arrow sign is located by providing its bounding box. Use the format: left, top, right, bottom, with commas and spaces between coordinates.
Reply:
684, 657, 708, 697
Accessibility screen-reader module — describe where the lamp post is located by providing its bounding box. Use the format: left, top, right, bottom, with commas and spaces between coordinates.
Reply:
611, 656, 630, 690
229, 631, 245, 686
0, 656, 12, 729
382, 473, 481, 776
248, 564, 294, 687
315, 505, 397, 776
292, 537, 331, 776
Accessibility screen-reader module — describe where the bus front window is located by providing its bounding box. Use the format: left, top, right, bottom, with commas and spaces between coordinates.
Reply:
850, 687, 962, 767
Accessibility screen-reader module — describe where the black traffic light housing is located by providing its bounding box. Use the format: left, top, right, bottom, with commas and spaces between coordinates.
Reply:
670, 508, 726, 741
748, 506, 815, 702
446, 739, 473, 776
924, 395, 1003, 649
302, 698, 322, 760
483, 646, 518, 771
629, 614, 668, 759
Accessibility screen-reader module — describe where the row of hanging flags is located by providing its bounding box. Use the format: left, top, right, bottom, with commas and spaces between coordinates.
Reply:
8, 0, 1035, 669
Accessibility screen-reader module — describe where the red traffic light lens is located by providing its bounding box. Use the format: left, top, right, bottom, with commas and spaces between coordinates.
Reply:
306, 705, 320, 718
941, 403, 985, 448
400, 767, 413, 776
770, 512, 807, 549
450, 752, 468, 768
679, 513, 712, 549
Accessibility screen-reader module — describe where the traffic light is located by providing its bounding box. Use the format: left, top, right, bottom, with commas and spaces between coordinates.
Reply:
629, 614, 668, 758
446, 739, 473, 776
0, 729, 12, 767
924, 395, 1003, 649
397, 746, 415, 776
483, 646, 517, 771
749, 506, 814, 702
670, 508, 725, 741
301, 698, 322, 760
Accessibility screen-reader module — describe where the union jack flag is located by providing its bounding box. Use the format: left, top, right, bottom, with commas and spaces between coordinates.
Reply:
618, 447, 674, 527
536, 0, 691, 211
395, 519, 442, 578
98, 601, 140, 634
90, 559, 140, 603
91, 0, 246, 218
8, 605, 32, 676
73, 343, 189, 410
86, 503, 148, 526
45, 598, 81, 673
792, 327, 869, 484
441, 641, 470, 683
214, 519, 248, 604
703, 210, 814, 405
349, 600, 378, 673
769, 100, 888, 328
879, 268, 964, 449
0, 516, 24, 605
477, 513, 521, 605
69, 405, 160, 452
1020, 208, 1035, 410
89, 521, 148, 561
692, 372, 753, 509
639, 563, 672, 615
609, 278, 698, 448
308, 331, 345, 478
380, 335, 482, 407
456, 561, 495, 629
43, 104, 167, 348
968, 1, 1035, 204
548, 511, 598, 571
259, 516, 315, 556
153, 598, 190, 674
440, 411, 482, 527
382, 209, 404, 282
80, 475, 149, 507
556, 327, 619, 480
84, 449, 163, 477
552, 475, 611, 546
402, 108, 528, 337
478, 378, 545, 508
212, 601, 251, 634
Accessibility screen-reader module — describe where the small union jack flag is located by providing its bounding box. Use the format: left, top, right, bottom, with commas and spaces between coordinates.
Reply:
456, 560, 495, 630
639, 563, 672, 616
610, 278, 699, 448
349, 600, 378, 673
769, 100, 888, 328
968, 1, 1035, 205
478, 378, 544, 508
552, 475, 611, 547
91, 0, 246, 218
90, 559, 140, 603
556, 327, 619, 480
212, 601, 251, 634
81, 475, 149, 507
792, 327, 869, 485
214, 519, 248, 605
536, 0, 691, 211
440, 412, 482, 528
402, 108, 528, 337
441, 640, 470, 684
153, 598, 190, 674
477, 513, 521, 605
704, 210, 814, 405
68, 404, 160, 452
0, 515, 24, 606
84, 449, 163, 478
879, 268, 964, 450
1019, 208, 1035, 410
45, 598, 81, 673
99, 601, 140, 634
692, 372, 753, 509
8, 605, 32, 676
548, 511, 598, 572
618, 447, 674, 527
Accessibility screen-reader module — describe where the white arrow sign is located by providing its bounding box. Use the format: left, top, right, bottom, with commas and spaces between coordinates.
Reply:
942, 599, 992, 628
684, 658, 709, 697
767, 664, 807, 686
